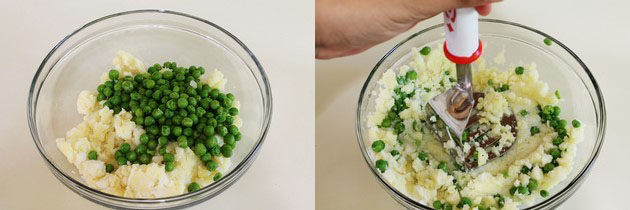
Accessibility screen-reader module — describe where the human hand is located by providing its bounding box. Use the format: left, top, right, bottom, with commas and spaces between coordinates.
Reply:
316, 0, 501, 59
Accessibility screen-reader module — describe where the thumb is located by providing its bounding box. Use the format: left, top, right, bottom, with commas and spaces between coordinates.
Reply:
404, 0, 501, 21
437, 0, 502, 12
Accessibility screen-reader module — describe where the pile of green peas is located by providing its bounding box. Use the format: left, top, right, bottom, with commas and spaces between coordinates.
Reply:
97, 62, 241, 175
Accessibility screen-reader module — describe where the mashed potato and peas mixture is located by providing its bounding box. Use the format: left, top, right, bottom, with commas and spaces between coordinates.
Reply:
367, 46, 583, 209
56, 51, 243, 198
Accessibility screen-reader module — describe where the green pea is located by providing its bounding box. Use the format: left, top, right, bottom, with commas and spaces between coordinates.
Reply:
390, 150, 400, 157
209, 100, 220, 110
494, 194, 505, 208
420, 46, 431, 55
553, 106, 561, 117
182, 117, 193, 127
203, 126, 215, 137
121, 94, 130, 102
144, 79, 156, 89
221, 144, 233, 157
207, 118, 218, 127
544, 38, 553, 46
187, 182, 200, 192
553, 137, 564, 146
205, 145, 218, 156
418, 151, 428, 161
540, 190, 549, 197
152, 90, 163, 100
518, 186, 529, 195
206, 160, 218, 171
166, 99, 177, 110
175, 74, 185, 81
88, 150, 98, 160
162, 161, 174, 172
188, 97, 198, 107
521, 165, 530, 174
139, 153, 151, 164
158, 146, 167, 155
528, 179, 538, 191
179, 109, 188, 117
183, 128, 193, 136
136, 144, 147, 154
216, 114, 226, 123
117, 157, 128, 166
97, 84, 106, 93
371, 140, 385, 152
216, 126, 228, 137
549, 148, 561, 159
572, 119, 581, 128
530, 126, 540, 135
437, 162, 448, 172
147, 126, 159, 135
109, 69, 119, 80
151, 109, 163, 119
178, 136, 188, 148
224, 134, 235, 145
157, 136, 168, 146
144, 116, 156, 126
558, 120, 567, 128
380, 118, 392, 128
121, 80, 134, 92
375, 159, 388, 173
460, 197, 472, 206
165, 109, 175, 118
109, 95, 121, 105
223, 98, 233, 107
443, 202, 452, 210
106, 164, 114, 173
194, 143, 207, 156
210, 89, 219, 99
151, 71, 162, 80
228, 125, 239, 135
148, 140, 158, 150
115, 150, 124, 159
163, 153, 175, 163
543, 163, 555, 173
146, 148, 156, 156
173, 126, 183, 136
120, 143, 131, 153
103, 87, 113, 97
97, 93, 106, 101
515, 66, 525, 75
177, 98, 188, 108
228, 107, 239, 116
213, 172, 222, 181
520, 110, 529, 116
405, 70, 417, 81
510, 186, 517, 196
433, 201, 443, 209
126, 151, 137, 161
205, 136, 218, 148
201, 153, 212, 162
160, 126, 170, 137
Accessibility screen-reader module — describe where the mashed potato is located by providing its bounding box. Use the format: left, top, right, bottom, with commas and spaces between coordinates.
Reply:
56, 51, 237, 198
367, 46, 583, 209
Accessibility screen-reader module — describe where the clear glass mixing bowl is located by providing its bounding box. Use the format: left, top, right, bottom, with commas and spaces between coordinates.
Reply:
27, 10, 272, 209
356, 19, 606, 209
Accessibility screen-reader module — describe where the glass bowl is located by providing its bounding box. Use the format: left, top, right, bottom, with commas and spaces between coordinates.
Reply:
356, 19, 606, 209
27, 10, 272, 209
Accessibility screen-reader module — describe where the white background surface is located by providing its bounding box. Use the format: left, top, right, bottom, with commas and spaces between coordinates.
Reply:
316, 0, 629, 209
0, 0, 314, 209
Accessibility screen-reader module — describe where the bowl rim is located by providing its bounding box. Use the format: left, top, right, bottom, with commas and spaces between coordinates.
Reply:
27, 9, 273, 205
356, 19, 606, 209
